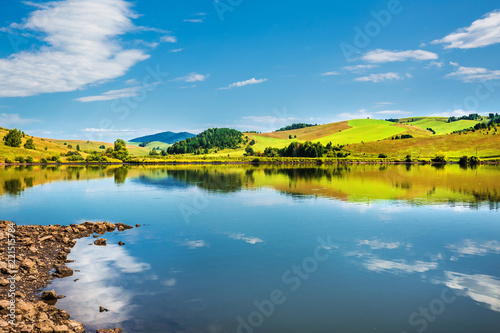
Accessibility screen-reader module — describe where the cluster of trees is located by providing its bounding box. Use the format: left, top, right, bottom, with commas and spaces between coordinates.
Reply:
86, 139, 128, 162
3, 129, 25, 147
246, 141, 349, 158
149, 149, 167, 156
391, 134, 414, 140
427, 128, 436, 134
167, 128, 243, 155
487, 113, 500, 126
447, 113, 482, 123
385, 118, 399, 123
275, 123, 317, 132
459, 155, 480, 166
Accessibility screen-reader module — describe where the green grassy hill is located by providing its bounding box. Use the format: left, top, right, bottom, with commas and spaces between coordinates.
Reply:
0, 127, 150, 162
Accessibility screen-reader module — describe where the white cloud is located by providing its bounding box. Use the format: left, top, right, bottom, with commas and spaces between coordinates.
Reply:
426, 61, 445, 69
75, 87, 142, 102
358, 239, 401, 250
228, 233, 264, 245
432, 10, 500, 49
321, 71, 341, 76
447, 240, 500, 256
431, 109, 471, 117
355, 72, 409, 83
0, 113, 40, 126
338, 109, 373, 120
364, 259, 438, 274
170, 48, 184, 53
362, 49, 438, 63
219, 78, 268, 90
183, 18, 203, 23
342, 64, 378, 73
446, 65, 500, 82
173, 73, 208, 83
376, 110, 412, 115
375, 102, 395, 107
444, 271, 500, 312
160, 36, 177, 43
181, 240, 208, 249
0, 0, 150, 98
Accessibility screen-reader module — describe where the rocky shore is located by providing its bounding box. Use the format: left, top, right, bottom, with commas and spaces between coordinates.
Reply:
0, 220, 137, 333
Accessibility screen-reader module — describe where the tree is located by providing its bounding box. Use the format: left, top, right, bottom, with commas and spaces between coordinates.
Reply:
24, 138, 36, 150
99, 145, 105, 149
3, 129, 23, 147
76, 144, 80, 151
112, 139, 129, 161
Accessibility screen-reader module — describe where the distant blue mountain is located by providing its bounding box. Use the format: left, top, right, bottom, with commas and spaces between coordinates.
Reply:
129, 131, 195, 144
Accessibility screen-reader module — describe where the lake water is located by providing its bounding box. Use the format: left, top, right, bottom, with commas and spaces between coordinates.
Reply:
1, 164, 500, 333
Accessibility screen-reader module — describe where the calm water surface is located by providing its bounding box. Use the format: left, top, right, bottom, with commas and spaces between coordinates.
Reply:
1, 164, 499, 333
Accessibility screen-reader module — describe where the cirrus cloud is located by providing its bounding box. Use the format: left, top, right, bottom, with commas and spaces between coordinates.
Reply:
219, 78, 268, 90
362, 49, 438, 63
355, 72, 412, 83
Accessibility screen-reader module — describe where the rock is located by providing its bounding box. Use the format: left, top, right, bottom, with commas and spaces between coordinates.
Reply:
94, 238, 107, 246
96, 329, 123, 333
93, 234, 99, 238
36, 321, 54, 333
21, 258, 36, 270
54, 324, 70, 333
0, 278, 8, 286
135, 224, 141, 227
117, 226, 124, 232
104, 222, 116, 232
118, 241, 125, 246
39, 235, 54, 242
55, 265, 73, 277
41, 290, 57, 300
0, 300, 10, 310
99, 306, 109, 312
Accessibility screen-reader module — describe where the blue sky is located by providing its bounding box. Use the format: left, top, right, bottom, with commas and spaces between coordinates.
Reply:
0, 0, 499, 141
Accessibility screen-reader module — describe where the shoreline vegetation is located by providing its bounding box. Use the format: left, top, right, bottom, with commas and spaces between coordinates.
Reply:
2, 116, 500, 166
1, 157, 500, 166
0, 220, 138, 333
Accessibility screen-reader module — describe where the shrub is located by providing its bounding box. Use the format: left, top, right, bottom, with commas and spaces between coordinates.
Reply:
15, 156, 25, 163
99, 145, 105, 149
41, 158, 48, 163
24, 138, 36, 150
26, 156, 34, 163
378, 153, 388, 158
405, 154, 412, 162
4, 158, 12, 164
3, 129, 23, 147
67, 144, 73, 149
432, 154, 447, 163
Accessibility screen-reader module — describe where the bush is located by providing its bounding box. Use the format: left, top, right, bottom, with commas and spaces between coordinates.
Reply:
432, 154, 447, 163
99, 145, 105, 149
26, 156, 34, 163
67, 154, 84, 161
3, 129, 23, 147
378, 153, 388, 158
14, 156, 25, 163
41, 158, 48, 163
24, 138, 36, 150
4, 158, 12, 164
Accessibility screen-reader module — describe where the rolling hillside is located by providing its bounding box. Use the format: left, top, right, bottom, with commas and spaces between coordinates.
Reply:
0, 127, 151, 161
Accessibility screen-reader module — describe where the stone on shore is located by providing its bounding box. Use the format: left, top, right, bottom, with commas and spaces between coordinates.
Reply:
94, 238, 107, 246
